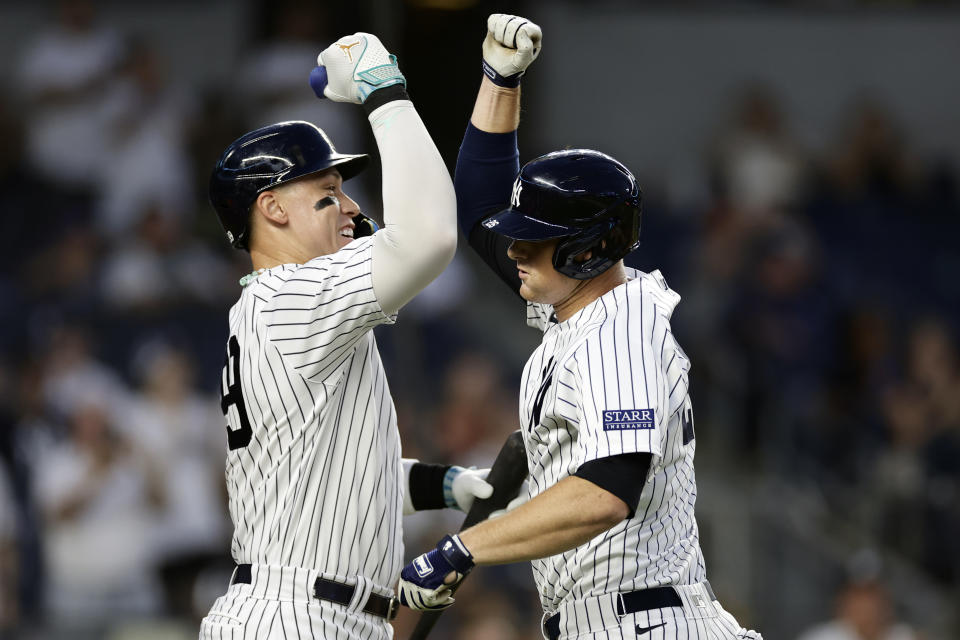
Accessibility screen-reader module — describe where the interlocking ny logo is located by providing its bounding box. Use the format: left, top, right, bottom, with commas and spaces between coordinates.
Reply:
529, 357, 556, 432
338, 41, 361, 62
511, 179, 523, 207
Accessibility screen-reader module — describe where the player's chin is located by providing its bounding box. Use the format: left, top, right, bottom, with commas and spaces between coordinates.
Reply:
518, 282, 542, 303
337, 234, 355, 249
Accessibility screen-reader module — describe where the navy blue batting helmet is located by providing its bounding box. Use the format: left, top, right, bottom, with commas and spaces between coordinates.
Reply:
209, 120, 374, 250
480, 149, 641, 279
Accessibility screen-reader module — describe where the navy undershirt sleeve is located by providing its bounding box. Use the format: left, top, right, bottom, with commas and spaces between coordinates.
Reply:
574, 452, 652, 518
409, 462, 451, 511
454, 123, 523, 296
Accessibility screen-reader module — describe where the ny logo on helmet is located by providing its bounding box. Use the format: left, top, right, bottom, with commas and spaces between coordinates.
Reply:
511, 179, 523, 208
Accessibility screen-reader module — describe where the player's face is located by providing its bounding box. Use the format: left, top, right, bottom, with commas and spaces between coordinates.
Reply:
507, 238, 579, 304
278, 169, 362, 256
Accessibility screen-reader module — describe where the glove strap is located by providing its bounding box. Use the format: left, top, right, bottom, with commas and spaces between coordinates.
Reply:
362, 84, 411, 115
437, 534, 475, 574
482, 59, 522, 88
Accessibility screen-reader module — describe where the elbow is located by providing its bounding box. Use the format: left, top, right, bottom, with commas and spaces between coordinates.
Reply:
591, 492, 631, 530
420, 199, 458, 273
433, 223, 458, 268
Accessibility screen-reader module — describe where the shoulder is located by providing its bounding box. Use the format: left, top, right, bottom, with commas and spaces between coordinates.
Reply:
612, 269, 682, 335
249, 238, 377, 301
573, 274, 676, 358
296, 237, 376, 281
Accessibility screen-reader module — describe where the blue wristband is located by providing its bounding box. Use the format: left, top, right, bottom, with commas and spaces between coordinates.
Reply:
482, 59, 522, 88
442, 466, 463, 509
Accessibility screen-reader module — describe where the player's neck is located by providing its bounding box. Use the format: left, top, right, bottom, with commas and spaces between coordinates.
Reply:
249, 243, 308, 271
552, 263, 627, 323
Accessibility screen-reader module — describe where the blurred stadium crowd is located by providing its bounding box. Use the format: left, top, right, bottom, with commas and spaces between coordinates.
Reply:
0, 1, 957, 639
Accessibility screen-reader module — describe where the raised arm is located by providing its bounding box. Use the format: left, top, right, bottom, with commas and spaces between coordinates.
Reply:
314, 33, 457, 316
454, 15, 542, 296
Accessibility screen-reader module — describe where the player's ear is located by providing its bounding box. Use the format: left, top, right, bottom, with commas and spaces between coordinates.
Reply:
573, 239, 606, 263
255, 190, 288, 225
573, 249, 593, 263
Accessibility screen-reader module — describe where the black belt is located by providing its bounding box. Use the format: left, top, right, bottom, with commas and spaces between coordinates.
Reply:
543, 583, 716, 640
233, 564, 398, 620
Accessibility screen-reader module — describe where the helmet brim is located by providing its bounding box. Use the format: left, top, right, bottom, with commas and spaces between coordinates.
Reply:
317, 153, 369, 182
480, 207, 576, 241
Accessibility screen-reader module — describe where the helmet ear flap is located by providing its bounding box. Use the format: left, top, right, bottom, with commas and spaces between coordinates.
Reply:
552, 211, 639, 279
553, 219, 619, 279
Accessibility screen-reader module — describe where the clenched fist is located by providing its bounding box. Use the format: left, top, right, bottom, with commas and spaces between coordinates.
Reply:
311, 32, 405, 104
482, 14, 542, 87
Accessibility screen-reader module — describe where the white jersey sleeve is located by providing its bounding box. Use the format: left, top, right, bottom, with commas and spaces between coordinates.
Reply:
367, 100, 457, 316
571, 269, 683, 464
261, 236, 395, 384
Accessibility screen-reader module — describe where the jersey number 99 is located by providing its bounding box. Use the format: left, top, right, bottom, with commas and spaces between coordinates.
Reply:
221, 335, 253, 450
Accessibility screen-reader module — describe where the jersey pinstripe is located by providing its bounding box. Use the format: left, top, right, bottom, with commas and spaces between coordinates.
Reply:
219, 236, 404, 589
521, 268, 706, 613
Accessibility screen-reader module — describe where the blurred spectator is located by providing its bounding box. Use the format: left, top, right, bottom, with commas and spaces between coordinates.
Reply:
238, 0, 364, 148
237, 0, 374, 211
39, 324, 128, 423
32, 398, 166, 624
96, 38, 197, 238
710, 84, 807, 219
800, 307, 894, 485
117, 340, 228, 619
99, 203, 235, 312
906, 319, 960, 584
724, 217, 837, 458
431, 352, 517, 465
796, 578, 917, 640
14, 0, 124, 190
872, 383, 930, 556
0, 460, 17, 632
823, 99, 921, 203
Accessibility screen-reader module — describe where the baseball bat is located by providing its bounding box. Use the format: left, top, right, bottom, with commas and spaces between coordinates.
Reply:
407, 430, 528, 640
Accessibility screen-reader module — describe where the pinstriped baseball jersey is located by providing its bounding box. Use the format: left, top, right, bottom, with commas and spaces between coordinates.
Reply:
219, 236, 404, 589
522, 268, 706, 613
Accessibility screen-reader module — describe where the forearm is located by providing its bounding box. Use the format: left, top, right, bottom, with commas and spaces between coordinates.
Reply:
458, 475, 628, 564
370, 96, 457, 315
454, 79, 524, 292
471, 76, 521, 133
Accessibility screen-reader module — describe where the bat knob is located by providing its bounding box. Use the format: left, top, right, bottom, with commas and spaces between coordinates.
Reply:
309, 66, 328, 98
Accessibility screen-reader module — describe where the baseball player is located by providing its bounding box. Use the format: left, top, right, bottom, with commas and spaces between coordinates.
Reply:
201, 33, 496, 639
397, 15, 763, 640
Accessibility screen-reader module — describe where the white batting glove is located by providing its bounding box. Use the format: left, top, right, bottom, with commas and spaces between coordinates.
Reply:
482, 14, 542, 87
312, 32, 405, 104
444, 466, 493, 512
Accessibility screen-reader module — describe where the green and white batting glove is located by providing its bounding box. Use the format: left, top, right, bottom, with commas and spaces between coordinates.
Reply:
314, 32, 405, 104
482, 14, 542, 87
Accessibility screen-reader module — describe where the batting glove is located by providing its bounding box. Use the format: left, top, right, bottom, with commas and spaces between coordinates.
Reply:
311, 32, 405, 104
444, 466, 493, 512
488, 481, 530, 519
398, 534, 475, 611
482, 14, 542, 87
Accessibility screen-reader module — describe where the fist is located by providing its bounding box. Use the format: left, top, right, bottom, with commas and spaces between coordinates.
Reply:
397, 535, 474, 611
482, 14, 542, 86
445, 466, 493, 512
313, 32, 405, 104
